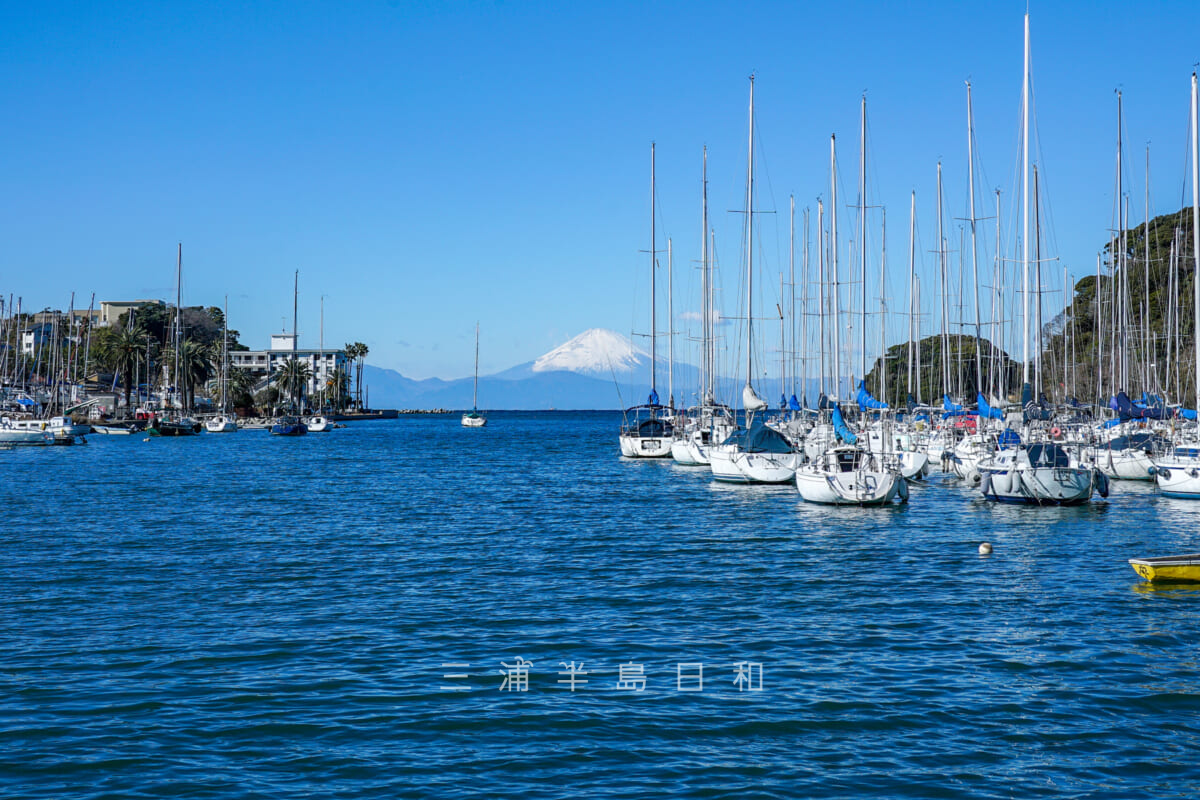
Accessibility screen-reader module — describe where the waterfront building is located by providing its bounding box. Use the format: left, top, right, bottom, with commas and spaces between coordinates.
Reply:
230, 333, 348, 402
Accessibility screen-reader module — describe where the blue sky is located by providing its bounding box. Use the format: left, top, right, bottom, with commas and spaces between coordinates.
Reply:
2, 1, 1198, 380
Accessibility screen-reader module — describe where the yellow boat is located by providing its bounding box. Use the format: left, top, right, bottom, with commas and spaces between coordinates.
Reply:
1129, 554, 1200, 583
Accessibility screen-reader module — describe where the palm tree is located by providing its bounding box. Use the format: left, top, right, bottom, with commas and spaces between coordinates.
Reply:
174, 339, 214, 411
273, 357, 313, 412
325, 366, 351, 410
227, 367, 256, 410
343, 341, 369, 409
99, 326, 147, 412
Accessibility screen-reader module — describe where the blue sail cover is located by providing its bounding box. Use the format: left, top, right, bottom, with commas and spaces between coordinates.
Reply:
1114, 392, 1145, 421
721, 420, 794, 454
997, 428, 1021, 449
831, 406, 858, 444
856, 380, 889, 411
789, 394, 801, 411
943, 395, 963, 412
648, 389, 660, 406
1180, 408, 1198, 421
977, 392, 1004, 420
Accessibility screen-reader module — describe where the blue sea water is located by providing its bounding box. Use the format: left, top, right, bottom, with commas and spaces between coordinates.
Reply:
3, 411, 1200, 799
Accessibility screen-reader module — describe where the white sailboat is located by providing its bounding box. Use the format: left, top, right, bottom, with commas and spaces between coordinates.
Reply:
206, 296, 238, 432
620, 142, 673, 458
795, 108, 905, 504
977, 13, 1100, 505
1152, 72, 1200, 498
672, 147, 736, 465
462, 322, 487, 427
708, 76, 803, 483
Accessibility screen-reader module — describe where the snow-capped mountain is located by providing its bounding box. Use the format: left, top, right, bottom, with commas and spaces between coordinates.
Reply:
361, 327, 706, 410
531, 328, 649, 375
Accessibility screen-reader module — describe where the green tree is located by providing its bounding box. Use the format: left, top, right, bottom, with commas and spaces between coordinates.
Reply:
324, 366, 351, 410
343, 342, 369, 409
96, 326, 148, 412
273, 357, 313, 412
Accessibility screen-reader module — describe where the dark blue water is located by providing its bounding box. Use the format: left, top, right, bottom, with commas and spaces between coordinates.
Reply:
3, 412, 1199, 798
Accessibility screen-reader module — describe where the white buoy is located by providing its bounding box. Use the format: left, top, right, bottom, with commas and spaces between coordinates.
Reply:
979, 542, 993, 555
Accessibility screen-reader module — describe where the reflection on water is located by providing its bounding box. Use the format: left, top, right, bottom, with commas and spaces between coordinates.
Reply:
3, 411, 1200, 799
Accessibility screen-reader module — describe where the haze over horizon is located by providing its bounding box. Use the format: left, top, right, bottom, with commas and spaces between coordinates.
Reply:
3, 1, 1199, 380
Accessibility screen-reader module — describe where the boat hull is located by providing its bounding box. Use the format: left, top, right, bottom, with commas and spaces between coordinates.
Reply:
460, 414, 486, 428
796, 469, 903, 505
149, 422, 200, 436
980, 466, 1095, 505
1129, 555, 1200, 583
1091, 448, 1155, 481
205, 416, 238, 433
619, 434, 672, 458
0, 428, 54, 445
1153, 462, 1200, 498
709, 446, 800, 483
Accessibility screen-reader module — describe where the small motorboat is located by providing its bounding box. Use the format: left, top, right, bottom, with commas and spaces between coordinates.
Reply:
1129, 554, 1200, 583
305, 415, 333, 432
269, 416, 308, 436
205, 414, 238, 433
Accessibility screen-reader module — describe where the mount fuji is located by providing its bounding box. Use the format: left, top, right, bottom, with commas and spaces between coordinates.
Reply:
362, 328, 697, 410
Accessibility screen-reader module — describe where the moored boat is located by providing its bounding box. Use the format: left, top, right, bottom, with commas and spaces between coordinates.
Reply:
204, 414, 238, 433
1129, 554, 1200, 583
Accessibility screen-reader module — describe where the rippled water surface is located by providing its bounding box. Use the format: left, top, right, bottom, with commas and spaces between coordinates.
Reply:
3, 412, 1200, 798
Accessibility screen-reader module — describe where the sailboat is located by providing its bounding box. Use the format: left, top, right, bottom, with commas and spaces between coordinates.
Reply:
1151, 72, 1200, 498
794, 106, 906, 504
708, 76, 803, 483
269, 270, 308, 436
977, 13, 1100, 505
619, 142, 673, 458
462, 322, 487, 427
206, 296, 238, 432
149, 243, 200, 436
671, 147, 736, 465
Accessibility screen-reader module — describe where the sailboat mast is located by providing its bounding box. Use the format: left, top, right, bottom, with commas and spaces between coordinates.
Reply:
859, 95, 868, 388
1021, 11, 1031, 389
292, 269, 299, 412
1145, 144, 1152, 391
938, 162, 949, 399
745, 75, 755, 394
1117, 91, 1126, 393
701, 147, 710, 403
473, 322, 479, 410
222, 295, 229, 411
1034, 165, 1043, 400
830, 134, 840, 397
880, 208, 887, 406
1096, 252, 1104, 402
818, 199, 826, 398
802, 205, 810, 405
1191, 70, 1199, 414
790, 194, 795, 398
174, 243, 182, 411
650, 142, 657, 399
994, 189, 1003, 398
907, 191, 916, 401
967, 81, 983, 396
668, 238, 674, 407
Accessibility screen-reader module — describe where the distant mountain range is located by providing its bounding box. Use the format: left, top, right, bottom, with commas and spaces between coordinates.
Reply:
362, 327, 819, 411
361, 328, 665, 410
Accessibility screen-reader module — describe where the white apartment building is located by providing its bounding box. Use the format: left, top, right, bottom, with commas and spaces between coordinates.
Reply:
230, 333, 348, 400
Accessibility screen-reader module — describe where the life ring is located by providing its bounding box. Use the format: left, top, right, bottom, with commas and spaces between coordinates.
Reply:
1050, 426, 1062, 439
